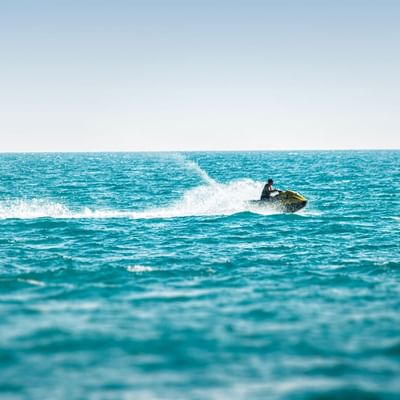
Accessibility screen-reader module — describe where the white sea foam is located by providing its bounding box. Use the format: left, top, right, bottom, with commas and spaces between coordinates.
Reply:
127, 265, 155, 273
295, 209, 321, 217
0, 199, 71, 219
0, 199, 129, 220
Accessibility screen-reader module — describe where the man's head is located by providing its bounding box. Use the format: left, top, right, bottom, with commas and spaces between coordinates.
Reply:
268, 179, 273, 185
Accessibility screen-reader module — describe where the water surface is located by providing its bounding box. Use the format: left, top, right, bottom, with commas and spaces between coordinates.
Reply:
1, 151, 399, 399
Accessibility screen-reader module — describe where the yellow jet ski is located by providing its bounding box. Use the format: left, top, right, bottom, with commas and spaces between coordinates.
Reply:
249, 190, 307, 213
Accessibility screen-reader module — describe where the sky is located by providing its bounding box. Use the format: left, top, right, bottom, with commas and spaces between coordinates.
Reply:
0, 0, 399, 152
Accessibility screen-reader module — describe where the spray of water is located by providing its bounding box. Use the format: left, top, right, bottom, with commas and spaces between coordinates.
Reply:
171, 153, 218, 186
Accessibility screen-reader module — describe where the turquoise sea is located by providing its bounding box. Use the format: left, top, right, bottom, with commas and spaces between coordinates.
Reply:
0, 151, 399, 400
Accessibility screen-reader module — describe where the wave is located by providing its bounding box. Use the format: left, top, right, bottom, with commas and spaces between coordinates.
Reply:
17, 278, 46, 287
127, 265, 156, 273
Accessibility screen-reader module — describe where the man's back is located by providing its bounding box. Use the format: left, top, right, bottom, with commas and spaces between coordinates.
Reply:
260, 183, 272, 200
261, 178, 277, 200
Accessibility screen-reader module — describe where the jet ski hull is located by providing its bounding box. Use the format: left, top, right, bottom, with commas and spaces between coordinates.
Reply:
249, 190, 307, 213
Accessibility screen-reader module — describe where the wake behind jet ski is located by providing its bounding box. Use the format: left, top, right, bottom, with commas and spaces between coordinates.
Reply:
249, 178, 307, 213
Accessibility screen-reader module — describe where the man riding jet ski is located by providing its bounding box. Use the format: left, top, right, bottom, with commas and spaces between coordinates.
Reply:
250, 178, 307, 213
260, 178, 280, 200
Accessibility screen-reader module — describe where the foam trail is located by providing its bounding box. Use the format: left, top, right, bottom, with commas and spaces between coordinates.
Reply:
0, 199, 130, 220
0, 179, 281, 220
0, 199, 72, 219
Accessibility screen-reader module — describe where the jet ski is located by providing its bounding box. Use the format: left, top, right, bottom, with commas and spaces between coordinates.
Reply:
249, 190, 307, 213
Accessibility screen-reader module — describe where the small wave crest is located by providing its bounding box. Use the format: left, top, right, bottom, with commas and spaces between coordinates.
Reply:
17, 278, 46, 287
127, 265, 156, 273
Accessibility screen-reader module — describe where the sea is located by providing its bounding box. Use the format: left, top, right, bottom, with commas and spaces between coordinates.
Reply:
0, 151, 399, 400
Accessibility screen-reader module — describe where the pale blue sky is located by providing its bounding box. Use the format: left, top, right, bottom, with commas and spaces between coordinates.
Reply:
1, 0, 399, 151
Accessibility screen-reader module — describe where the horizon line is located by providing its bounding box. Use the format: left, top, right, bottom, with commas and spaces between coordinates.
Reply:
0, 148, 399, 155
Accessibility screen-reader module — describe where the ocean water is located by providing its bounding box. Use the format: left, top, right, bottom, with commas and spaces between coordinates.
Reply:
0, 151, 399, 400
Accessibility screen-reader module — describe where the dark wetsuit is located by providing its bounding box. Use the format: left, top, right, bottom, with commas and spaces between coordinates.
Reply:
261, 184, 273, 200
